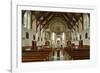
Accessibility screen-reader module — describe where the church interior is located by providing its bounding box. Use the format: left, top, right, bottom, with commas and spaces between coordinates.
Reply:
22, 10, 90, 62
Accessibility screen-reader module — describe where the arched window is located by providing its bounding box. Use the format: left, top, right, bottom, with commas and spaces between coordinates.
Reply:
80, 35, 81, 40
23, 11, 31, 29
85, 32, 88, 39
23, 11, 27, 28
26, 32, 29, 39
84, 14, 90, 30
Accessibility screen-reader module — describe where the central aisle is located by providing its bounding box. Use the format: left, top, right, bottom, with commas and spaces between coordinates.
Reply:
51, 49, 70, 61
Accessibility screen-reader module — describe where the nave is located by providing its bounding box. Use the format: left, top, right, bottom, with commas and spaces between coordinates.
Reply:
22, 10, 90, 62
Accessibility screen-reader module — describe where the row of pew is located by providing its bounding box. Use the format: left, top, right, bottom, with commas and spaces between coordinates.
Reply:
22, 47, 53, 62
64, 45, 90, 60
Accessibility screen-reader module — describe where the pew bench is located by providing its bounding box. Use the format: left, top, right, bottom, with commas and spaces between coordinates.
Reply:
22, 48, 53, 62
64, 47, 90, 60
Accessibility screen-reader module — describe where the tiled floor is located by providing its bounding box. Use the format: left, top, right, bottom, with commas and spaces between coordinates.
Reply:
52, 50, 70, 61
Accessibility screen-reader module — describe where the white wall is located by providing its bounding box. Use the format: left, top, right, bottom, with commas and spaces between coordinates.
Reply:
22, 12, 36, 46
22, 26, 33, 46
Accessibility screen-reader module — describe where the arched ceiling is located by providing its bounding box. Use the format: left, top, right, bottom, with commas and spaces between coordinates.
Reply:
31, 11, 83, 30
22, 10, 88, 31
50, 22, 66, 33
48, 16, 68, 33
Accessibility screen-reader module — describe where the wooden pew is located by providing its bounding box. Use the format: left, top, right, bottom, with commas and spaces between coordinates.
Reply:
22, 48, 53, 62
70, 49, 90, 60
64, 46, 90, 60
22, 52, 50, 62
22, 54, 48, 62
22, 53, 50, 62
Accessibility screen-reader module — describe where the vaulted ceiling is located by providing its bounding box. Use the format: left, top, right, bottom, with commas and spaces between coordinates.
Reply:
31, 11, 83, 30
22, 10, 84, 30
